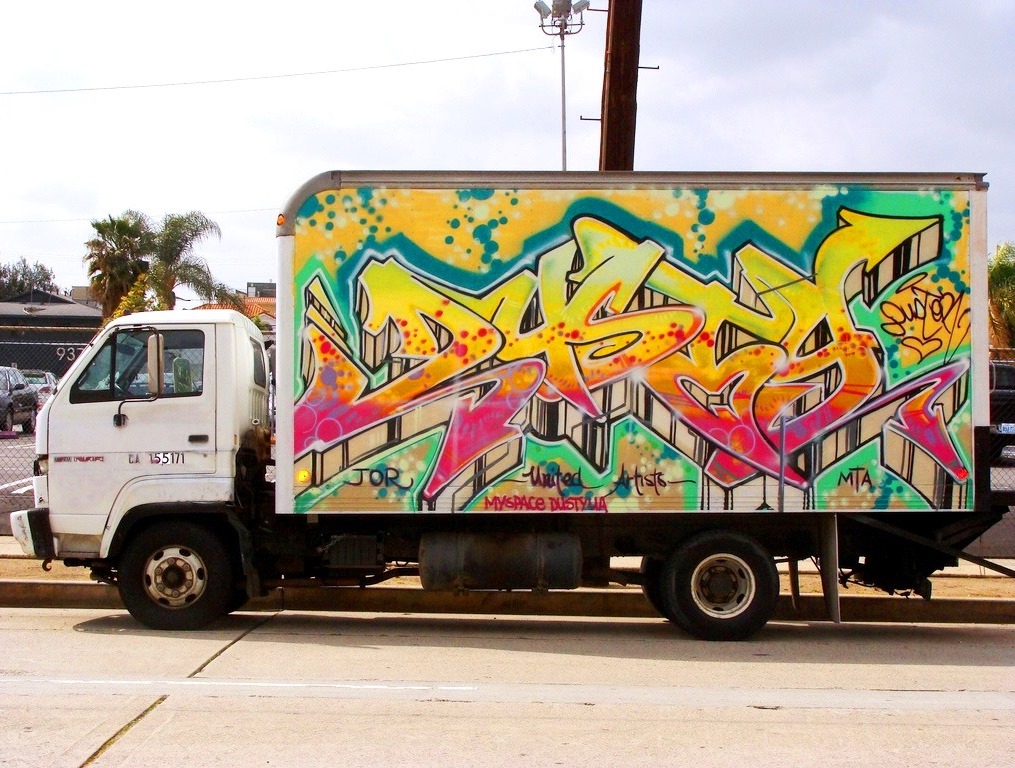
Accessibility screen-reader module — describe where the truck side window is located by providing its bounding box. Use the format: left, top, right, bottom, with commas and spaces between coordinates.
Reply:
71, 332, 143, 403
162, 330, 205, 397
70, 329, 206, 403
250, 338, 267, 388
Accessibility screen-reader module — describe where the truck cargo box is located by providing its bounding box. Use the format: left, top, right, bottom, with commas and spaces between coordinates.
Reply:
276, 171, 988, 519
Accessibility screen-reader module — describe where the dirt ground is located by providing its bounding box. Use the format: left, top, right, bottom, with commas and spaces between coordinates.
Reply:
782, 572, 1015, 600
1, 557, 93, 583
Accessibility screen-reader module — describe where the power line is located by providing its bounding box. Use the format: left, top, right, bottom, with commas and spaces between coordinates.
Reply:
0, 217, 89, 225
0, 208, 277, 226
0, 46, 553, 97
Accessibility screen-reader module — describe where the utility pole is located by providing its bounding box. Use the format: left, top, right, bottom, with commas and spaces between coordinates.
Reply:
534, 1, 591, 171
598, 0, 643, 171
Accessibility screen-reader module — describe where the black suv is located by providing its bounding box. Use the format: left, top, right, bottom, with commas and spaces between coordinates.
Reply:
0, 366, 38, 434
990, 361, 1015, 463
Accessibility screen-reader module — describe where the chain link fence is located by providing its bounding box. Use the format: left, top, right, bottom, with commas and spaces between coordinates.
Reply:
989, 348, 1015, 482
0, 325, 95, 518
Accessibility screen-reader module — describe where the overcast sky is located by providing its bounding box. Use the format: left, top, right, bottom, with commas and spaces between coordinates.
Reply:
1, 1, 1012, 304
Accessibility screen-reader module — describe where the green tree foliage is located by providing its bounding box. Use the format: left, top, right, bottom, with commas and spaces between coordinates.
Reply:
109, 272, 156, 323
988, 241, 1015, 347
85, 209, 243, 318
147, 212, 242, 311
0, 256, 58, 299
84, 211, 153, 317
0, 257, 57, 298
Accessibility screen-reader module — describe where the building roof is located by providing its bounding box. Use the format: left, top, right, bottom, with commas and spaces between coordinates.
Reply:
194, 297, 276, 319
0, 290, 102, 322
3, 289, 76, 305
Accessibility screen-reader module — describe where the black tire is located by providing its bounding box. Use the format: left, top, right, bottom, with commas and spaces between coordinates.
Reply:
118, 521, 233, 630
659, 531, 779, 641
1, 408, 12, 432
22, 408, 36, 435
639, 557, 669, 619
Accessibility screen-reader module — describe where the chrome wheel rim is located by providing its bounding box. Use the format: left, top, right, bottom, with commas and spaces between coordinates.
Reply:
690, 553, 756, 619
142, 545, 208, 609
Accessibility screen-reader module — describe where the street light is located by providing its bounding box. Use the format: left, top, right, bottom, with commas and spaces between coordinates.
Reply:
534, 0, 591, 170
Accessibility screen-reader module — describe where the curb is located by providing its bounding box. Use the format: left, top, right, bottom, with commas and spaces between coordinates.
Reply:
0, 581, 1013, 624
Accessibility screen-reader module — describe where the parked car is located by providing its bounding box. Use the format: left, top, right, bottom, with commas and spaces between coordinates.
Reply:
0, 366, 38, 433
989, 361, 1015, 463
22, 369, 57, 409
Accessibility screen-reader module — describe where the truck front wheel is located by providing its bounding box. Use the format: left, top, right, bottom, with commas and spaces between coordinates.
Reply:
118, 521, 233, 630
658, 531, 779, 641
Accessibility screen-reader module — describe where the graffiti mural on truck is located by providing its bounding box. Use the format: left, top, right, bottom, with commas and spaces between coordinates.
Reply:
289, 186, 973, 514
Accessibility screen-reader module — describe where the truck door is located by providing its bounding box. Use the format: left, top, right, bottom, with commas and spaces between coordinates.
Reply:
48, 325, 218, 537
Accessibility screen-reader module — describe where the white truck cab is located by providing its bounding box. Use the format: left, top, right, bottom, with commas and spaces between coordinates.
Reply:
11, 310, 269, 563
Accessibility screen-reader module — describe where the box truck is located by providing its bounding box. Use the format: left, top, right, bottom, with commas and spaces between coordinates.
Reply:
11, 171, 1012, 639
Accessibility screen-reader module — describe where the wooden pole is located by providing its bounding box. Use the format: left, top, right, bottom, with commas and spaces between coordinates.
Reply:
598, 0, 643, 171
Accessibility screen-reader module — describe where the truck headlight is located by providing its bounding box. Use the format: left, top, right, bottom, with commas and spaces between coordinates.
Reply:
34, 456, 48, 476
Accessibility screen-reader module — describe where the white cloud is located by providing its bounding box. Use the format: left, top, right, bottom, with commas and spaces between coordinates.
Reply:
1, 0, 1012, 299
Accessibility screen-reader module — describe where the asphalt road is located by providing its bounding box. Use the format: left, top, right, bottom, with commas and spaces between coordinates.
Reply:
0, 430, 34, 526
1, 608, 1012, 767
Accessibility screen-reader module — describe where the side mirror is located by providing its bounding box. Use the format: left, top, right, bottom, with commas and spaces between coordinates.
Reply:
147, 333, 165, 397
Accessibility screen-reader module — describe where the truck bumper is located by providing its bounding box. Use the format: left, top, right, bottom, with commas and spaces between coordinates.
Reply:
9, 508, 56, 559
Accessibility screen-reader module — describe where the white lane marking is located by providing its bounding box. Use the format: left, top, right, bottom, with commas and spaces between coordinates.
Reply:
0, 475, 33, 491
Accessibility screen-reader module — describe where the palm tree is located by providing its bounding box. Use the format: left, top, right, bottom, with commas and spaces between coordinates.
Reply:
83, 211, 153, 317
988, 242, 1015, 348
147, 212, 243, 310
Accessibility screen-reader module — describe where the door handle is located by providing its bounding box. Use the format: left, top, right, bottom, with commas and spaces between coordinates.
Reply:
188, 434, 209, 444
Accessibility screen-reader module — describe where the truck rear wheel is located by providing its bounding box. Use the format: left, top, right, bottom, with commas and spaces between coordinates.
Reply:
118, 521, 233, 630
658, 531, 779, 641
